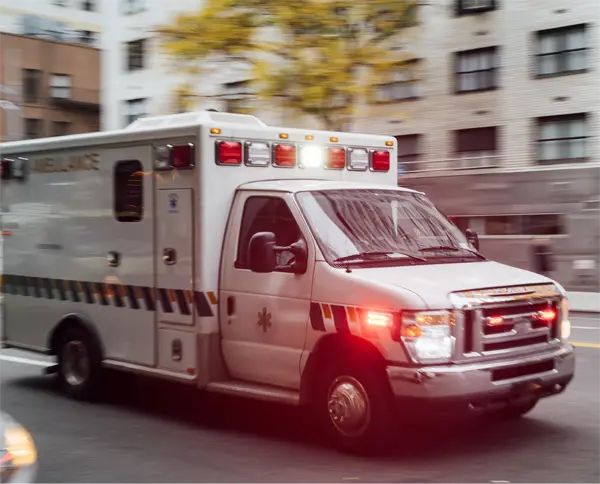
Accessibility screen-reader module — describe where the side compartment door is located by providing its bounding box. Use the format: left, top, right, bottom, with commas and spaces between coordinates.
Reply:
98, 149, 155, 366
220, 192, 315, 389
155, 188, 197, 374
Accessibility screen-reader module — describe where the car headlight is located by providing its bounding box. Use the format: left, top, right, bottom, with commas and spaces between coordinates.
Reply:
400, 310, 455, 363
0, 425, 37, 469
561, 298, 571, 340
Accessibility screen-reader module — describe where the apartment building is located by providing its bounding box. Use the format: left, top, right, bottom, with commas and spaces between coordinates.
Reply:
0, 0, 102, 47
0, 32, 100, 141
355, 0, 599, 171
353, 0, 599, 292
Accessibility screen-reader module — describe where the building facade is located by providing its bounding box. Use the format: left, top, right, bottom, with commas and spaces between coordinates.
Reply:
0, 0, 102, 141
0, 32, 100, 142
355, 0, 600, 292
0, 0, 102, 47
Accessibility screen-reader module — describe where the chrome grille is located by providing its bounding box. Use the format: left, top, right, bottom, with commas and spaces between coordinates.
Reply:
450, 284, 563, 361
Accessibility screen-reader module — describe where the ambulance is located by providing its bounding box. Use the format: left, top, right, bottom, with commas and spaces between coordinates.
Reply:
0, 111, 575, 453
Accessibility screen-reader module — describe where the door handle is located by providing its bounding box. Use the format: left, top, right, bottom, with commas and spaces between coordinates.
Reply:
163, 248, 177, 265
227, 296, 235, 316
107, 251, 121, 267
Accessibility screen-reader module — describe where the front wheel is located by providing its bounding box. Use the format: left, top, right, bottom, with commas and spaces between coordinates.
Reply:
57, 326, 103, 401
314, 359, 396, 455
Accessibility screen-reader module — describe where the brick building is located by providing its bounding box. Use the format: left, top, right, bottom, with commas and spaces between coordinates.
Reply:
0, 32, 100, 142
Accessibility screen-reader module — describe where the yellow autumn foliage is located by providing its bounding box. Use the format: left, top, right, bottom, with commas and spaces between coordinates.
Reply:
156, 0, 419, 130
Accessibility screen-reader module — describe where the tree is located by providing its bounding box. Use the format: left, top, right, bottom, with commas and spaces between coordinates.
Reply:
156, 0, 419, 131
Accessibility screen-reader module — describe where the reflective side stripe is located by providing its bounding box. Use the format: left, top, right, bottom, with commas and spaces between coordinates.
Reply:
1, 274, 221, 319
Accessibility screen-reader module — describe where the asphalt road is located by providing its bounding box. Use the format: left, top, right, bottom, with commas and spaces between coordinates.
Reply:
1, 315, 599, 483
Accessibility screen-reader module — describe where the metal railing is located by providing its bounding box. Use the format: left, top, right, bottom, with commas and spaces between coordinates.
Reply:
399, 154, 502, 176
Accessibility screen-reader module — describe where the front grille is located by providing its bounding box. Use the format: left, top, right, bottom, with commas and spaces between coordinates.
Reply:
453, 284, 563, 360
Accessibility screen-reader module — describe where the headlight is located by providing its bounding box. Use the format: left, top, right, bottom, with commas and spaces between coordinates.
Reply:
561, 298, 571, 340
1, 425, 37, 469
400, 310, 455, 363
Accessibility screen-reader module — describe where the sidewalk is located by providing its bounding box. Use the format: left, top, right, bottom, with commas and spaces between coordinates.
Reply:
568, 291, 600, 314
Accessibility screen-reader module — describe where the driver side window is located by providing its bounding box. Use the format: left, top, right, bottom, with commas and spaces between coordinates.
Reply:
235, 196, 304, 271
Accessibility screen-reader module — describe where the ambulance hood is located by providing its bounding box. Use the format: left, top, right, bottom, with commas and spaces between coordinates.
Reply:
351, 260, 554, 310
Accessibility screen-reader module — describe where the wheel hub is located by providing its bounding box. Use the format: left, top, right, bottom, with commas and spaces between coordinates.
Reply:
327, 376, 370, 437
62, 340, 90, 386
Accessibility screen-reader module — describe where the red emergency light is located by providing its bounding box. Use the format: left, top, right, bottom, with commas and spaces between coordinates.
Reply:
171, 143, 195, 169
371, 150, 390, 172
326, 148, 346, 170
273, 144, 296, 167
216, 141, 242, 165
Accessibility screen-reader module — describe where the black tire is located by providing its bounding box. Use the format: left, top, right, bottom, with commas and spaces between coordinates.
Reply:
56, 325, 103, 401
491, 398, 539, 420
313, 357, 396, 455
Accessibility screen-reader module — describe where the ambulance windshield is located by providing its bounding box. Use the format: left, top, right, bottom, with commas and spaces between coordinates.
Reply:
295, 189, 479, 265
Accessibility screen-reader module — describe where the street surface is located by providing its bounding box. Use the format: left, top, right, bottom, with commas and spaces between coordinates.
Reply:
1, 315, 599, 483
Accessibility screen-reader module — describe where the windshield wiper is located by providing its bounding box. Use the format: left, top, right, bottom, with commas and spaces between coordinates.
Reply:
334, 251, 426, 263
419, 245, 486, 260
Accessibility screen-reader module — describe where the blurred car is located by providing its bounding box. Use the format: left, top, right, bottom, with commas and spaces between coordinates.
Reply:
0, 412, 37, 483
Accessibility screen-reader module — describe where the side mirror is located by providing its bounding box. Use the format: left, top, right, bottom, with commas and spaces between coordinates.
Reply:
465, 228, 480, 251
288, 239, 308, 275
248, 232, 277, 273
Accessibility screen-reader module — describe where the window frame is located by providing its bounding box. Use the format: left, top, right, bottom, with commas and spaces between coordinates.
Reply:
81, 0, 96, 11
124, 98, 148, 126
234, 195, 306, 272
535, 24, 588, 78
456, 0, 497, 16
126, 39, 146, 71
396, 134, 422, 174
22, 69, 42, 104
52, 121, 71, 137
114, 159, 144, 223
454, 47, 499, 94
24, 118, 42, 139
449, 213, 567, 238
50, 73, 72, 99
536, 113, 587, 164
374, 60, 423, 103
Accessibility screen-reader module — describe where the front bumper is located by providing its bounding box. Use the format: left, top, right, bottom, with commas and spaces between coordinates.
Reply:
386, 344, 575, 411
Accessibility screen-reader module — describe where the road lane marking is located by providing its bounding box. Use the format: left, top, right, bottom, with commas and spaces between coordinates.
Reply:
571, 326, 599, 330
571, 342, 600, 348
0, 355, 51, 367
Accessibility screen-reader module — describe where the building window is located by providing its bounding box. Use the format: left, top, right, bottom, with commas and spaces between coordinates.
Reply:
50, 74, 72, 99
455, 47, 498, 93
52, 121, 71, 136
454, 126, 499, 169
396, 134, 422, 175
78, 30, 97, 44
456, 0, 496, 15
81, 0, 95, 11
24, 119, 42, 139
236, 196, 305, 272
375, 60, 422, 103
126, 39, 146, 71
536, 24, 587, 77
450, 214, 565, 237
537, 114, 587, 162
22, 69, 41, 103
114, 160, 144, 222
123, 0, 144, 14
124, 98, 147, 126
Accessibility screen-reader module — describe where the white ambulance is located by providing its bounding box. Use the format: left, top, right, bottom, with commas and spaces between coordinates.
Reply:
0, 111, 575, 453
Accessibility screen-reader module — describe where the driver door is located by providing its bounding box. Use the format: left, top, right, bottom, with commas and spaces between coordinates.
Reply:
219, 192, 315, 389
